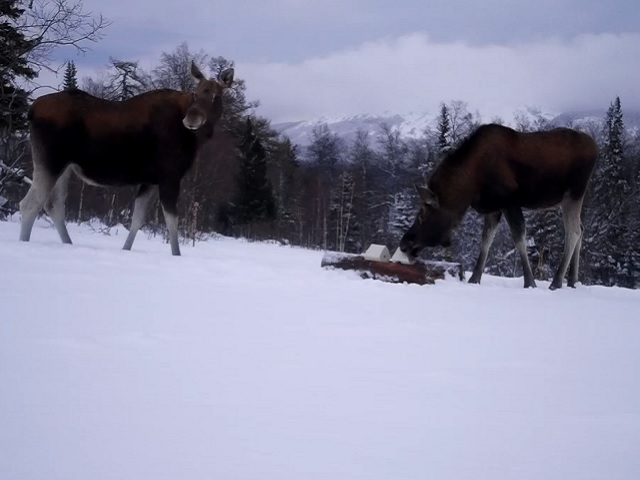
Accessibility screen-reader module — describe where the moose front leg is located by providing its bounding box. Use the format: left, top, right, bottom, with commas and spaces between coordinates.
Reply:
469, 211, 502, 284
159, 182, 181, 256
503, 206, 536, 288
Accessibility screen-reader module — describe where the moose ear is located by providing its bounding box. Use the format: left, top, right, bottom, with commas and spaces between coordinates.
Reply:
415, 184, 440, 208
190, 61, 205, 82
218, 68, 234, 88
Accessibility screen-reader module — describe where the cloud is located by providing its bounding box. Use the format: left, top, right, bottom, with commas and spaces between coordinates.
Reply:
34, 29, 640, 126
239, 32, 640, 123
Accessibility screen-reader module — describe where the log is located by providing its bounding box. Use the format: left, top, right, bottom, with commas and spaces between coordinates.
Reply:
321, 252, 465, 285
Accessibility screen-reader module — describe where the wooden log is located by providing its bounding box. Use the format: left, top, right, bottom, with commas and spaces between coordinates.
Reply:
321, 252, 465, 285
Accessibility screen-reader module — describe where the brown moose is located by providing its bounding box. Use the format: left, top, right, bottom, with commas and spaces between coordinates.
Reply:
19, 61, 234, 255
400, 123, 598, 290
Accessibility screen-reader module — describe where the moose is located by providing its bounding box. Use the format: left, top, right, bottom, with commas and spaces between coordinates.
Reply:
399, 123, 598, 290
19, 61, 234, 255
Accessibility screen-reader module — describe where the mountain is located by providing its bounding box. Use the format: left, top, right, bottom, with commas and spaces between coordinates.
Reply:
273, 109, 640, 148
273, 112, 437, 148
553, 109, 640, 135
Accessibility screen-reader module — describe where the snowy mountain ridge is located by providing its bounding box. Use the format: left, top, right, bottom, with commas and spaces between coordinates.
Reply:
273, 108, 640, 147
273, 111, 443, 147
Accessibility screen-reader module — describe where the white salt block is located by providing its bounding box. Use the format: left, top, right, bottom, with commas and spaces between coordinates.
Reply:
363, 244, 391, 262
391, 247, 414, 265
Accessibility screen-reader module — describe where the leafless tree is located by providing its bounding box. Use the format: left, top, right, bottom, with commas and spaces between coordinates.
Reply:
151, 42, 208, 91
447, 100, 478, 145
16, 0, 109, 78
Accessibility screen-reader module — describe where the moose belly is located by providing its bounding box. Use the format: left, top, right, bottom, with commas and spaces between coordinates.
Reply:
473, 189, 566, 214
71, 160, 158, 187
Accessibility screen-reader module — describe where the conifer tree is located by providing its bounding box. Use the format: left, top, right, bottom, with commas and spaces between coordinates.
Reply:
1, 0, 36, 203
436, 103, 451, 158
584, 96, 631, 285
62, 60, 78, 90
0, 0, 36, 132
232, 118, 276, 228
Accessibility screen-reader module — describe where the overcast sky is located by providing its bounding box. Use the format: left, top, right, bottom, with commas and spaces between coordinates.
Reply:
46, 0, 640, 123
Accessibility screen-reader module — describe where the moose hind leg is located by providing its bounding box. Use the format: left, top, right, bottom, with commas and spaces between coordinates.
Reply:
550, 195, 583, 290
504, 207, 536, 288
567, 226, 583, 288
469, 211, 502, 284
123, 184, 156, 251
159, 183, 181, 256
19, 166, 57, 242
44, 167, 72, 244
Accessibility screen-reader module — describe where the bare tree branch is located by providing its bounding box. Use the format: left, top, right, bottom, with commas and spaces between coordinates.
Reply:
17, 0, 110, 77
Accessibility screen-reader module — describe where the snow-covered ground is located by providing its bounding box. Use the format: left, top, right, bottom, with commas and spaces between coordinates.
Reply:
1, 217, 639, 480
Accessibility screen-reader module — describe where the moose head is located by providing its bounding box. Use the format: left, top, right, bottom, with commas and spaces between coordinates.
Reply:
399, 185, 455, 259
182, 61, 234, 131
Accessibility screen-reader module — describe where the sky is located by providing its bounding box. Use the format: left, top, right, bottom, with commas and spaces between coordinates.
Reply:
41, 0, 640, 123
2, 218, 640, 480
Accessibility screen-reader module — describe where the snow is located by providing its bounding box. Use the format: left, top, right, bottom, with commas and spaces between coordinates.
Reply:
1, 217, 640, 480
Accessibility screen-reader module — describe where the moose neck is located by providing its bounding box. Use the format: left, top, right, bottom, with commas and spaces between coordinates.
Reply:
195, 93, 224, 144
428, 154, 476, 225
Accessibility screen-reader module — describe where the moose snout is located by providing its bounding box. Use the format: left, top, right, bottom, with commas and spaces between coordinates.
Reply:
399, 236, 412, 254
182, 116, 204, 130
182, 107, 207, 130
399, 235, 419, 258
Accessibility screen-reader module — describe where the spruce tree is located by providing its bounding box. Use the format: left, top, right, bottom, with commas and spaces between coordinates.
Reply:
232, 118, 276, 228
0, 0, 36, 131
584, 96, 631, 285
1, 0, 35, 204
436, 103, 451, 158
62, 60, 78, 90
